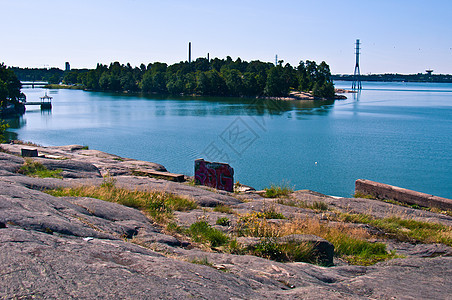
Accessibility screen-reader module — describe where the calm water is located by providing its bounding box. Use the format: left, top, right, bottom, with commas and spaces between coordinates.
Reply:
5, 81, 452, 198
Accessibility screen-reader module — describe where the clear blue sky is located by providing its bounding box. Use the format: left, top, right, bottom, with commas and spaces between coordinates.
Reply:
1, 0, 451, 74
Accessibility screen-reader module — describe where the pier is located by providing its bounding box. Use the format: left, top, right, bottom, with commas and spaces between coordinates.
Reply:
24, 93, 52, 109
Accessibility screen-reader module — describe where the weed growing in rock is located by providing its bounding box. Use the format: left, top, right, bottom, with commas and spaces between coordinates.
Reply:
216, 217, 231, 226
47, 185, 197, 223
353, 192, 375, 199
18, 158, 62, 178
166, 222, 186, 234
260, 202, 286, 219
213, 205, 234, 214
264, 182, 293, 198
189, 221, 229, 247
190, 257, 213, 267
310, 201, 329, 211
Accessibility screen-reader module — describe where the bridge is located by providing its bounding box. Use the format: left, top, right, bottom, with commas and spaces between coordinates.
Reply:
21, 81, 49, 88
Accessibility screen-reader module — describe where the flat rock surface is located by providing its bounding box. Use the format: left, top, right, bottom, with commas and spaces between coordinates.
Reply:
1, 144, 451, 299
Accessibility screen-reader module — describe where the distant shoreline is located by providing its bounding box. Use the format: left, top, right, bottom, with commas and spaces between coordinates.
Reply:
332, 73, 452, 83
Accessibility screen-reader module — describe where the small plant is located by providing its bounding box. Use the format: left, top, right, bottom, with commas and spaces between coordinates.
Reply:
228, 239, 243, 254
213, 204, 234, 214
234, 181, 243, 193
0, 121, 9, 143
166, 222, 185, 234
18, 158, 62, 178
235, 212, 275, 237
189, 221, 229, 247
277, 199, 329, 211
216, 217, 231, 226
190, 257, 213, 267
310, 201, 329, 211
81, 145, 89, 150
264, 182, 293, 198
354, 192, 375, 199
101, 173, 117, 189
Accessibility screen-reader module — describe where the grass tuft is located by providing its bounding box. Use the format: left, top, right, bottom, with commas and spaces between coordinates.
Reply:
18, 158, 62, 178
213, 204, 234, 214
264, 182, 293, 198
216, 217, 231, 226
190, 257, 213, 267
189, 221, 230, 247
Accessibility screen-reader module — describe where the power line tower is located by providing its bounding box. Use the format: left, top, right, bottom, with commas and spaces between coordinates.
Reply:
352, 39, 362, 90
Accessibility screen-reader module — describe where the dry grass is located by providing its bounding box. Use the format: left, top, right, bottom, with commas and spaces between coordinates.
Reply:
47, 184, 197, 223
235, 214, 393, 265
338, 212, 452, 246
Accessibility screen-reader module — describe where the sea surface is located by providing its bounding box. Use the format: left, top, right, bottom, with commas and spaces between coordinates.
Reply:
5, 81, 452, 198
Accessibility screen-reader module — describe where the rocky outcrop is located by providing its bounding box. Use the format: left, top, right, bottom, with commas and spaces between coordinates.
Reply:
1, 144, 451, 299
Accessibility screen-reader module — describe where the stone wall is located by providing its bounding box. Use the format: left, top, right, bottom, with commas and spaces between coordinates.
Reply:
355, 179, 452, 211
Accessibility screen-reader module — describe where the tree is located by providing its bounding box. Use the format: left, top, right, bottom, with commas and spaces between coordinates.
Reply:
264, 67, 289, 96
0, 63, 23, 107
0, 121, 9, 143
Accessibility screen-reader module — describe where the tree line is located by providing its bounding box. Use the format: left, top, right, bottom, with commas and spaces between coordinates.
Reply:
12, 57, 336, 99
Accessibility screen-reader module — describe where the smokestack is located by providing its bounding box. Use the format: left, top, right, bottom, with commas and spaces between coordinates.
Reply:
188, 42, 191, 63
207, 53, 209, 61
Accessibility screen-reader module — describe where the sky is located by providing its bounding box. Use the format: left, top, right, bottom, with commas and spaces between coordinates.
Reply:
1, 0, 451, 74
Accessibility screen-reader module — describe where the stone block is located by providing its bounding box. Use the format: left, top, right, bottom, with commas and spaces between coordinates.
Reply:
195, 159, 234, 192
21, 148, 38, 157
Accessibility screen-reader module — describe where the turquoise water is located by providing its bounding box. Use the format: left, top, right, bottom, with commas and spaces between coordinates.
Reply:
6, 81, 452, 198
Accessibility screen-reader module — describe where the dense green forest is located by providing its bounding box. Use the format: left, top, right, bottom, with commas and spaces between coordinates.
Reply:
11, 57, 336, 99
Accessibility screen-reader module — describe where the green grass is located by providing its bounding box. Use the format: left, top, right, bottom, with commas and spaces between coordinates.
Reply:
264, 182, 293, 198
213, 204, 234, 214
216, 217, 231, 226
354, 192, 375, 199
166, 222, 185, 234
279, 199, 329, 211
189, 221, 230, 247
338, 213, 452, 246
0, 121, 9, 143
248, 238, 317, 264
190, 257, 214, 267
18, 159, 62, 178
47, 183, 197, 223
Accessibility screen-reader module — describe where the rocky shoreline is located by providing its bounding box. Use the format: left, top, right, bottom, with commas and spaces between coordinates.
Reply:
1, 143, 451, 299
